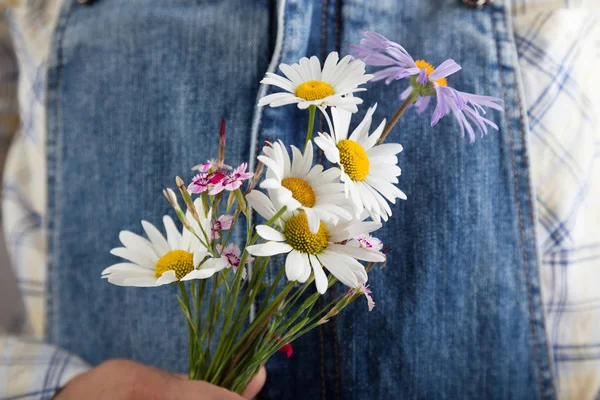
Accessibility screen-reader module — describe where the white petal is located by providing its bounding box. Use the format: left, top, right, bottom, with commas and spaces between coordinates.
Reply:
310, 256, 329, 294
258, 155, 283, 179
110, 247, 155, 270
346, 180, 364, 218
119, 231, 160, 261
193, 250, 210, 266
246, 190, 277, 221
141, 221, 170, 256
361, 119, 386, 150
156, 270, 178, 285
246, 242, 293, 256
279, 63, 304, 85
201, 257, 229, 273
285, 250, 305, 281
299, 57, 314, 81
365, 176, 406, 202
367, 143, 403, 157
105, 269, 158, 287
306, 164, 324, 181
309, 56, 322, 80
314, 136, 340, 164
101, 262, 145, 276
180, 269, 217, 281
331, 107, 352, 141
256, 225, 286, 242
260, 178, 281, 190
321, 51, 339, 82
180, 228, 193, 252
258, 92, 298, 107
353, 221, 383, 238
327, 243, 385, 262
304, 208, 321, 234
261, 72, 295, 92
298, 254, 312, 283
163, 215, 182, 250
318, 251, 359, 289
349, 104, 376, 143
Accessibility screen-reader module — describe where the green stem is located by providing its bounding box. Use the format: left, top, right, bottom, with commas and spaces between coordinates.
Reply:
379, 91, 418, 144
220, 282, 294, 388
202, 275, 219, 349
179, 282, 195, 379
208, 256, 270, 384
304, 105, 316, 153
196, 280, 207, 332
221, 207, 241, 248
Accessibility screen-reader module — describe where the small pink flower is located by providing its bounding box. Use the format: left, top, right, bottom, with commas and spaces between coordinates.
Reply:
360, 284, 375, 312
208, 171, 227, 185
192, 160, 231, 173
188, 173, 212, 194
211, 215, 234, 239
188, 171, 228, 195
354, 234, 383, 251
216, 162, 254, 192
279, 343, 293, 358
217, 244, 254, 279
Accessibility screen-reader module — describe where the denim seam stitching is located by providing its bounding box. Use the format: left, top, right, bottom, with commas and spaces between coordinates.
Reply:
491, 3, 548, 398
45, 0, 74, 345
331, 2, 342, 399
504, 9, 555, 397
248, 0, 288, 325
318, 1, 329, 399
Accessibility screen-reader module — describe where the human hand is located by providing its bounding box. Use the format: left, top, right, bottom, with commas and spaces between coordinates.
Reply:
55, 359, 266, 400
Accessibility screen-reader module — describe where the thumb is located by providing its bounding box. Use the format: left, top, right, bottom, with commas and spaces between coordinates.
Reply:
172, 379, 246, 400
242, 366, 267, 399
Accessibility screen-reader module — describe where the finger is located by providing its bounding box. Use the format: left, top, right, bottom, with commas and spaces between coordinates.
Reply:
176, 380, 245, 400
243, 367, 267, 399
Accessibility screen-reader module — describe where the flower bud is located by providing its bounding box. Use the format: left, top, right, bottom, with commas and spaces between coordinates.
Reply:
176, 176, 200, 222
163, 188, 180, 210
218, 119, 226, 167
234, 189, 248, 215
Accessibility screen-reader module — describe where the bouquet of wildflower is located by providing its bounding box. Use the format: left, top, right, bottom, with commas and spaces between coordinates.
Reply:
102, 31, 502, 394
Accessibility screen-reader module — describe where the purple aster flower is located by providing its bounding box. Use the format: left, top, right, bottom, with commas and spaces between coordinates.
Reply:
351, 30, 503, 142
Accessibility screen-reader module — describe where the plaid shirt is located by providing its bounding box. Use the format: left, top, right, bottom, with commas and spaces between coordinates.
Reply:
1, 0, 599, 398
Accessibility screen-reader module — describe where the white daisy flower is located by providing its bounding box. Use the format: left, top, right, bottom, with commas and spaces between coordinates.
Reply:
245, 190, 385, 294
258, 140, 352, 233
314, 104, 407, 222
103, 198, 228, 287
258, 52, 373, 113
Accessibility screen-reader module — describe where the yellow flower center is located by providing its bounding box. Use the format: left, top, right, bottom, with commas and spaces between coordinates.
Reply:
337, 139, 370, 181
295, 80, 335, 101
415, 60, 447, 86
284, 213, 329, 254
155, 250, 194, 279
281, 177, 316, 208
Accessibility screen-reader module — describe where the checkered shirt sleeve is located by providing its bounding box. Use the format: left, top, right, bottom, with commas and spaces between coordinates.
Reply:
512, 1, 600, 398
0, 3, 89, 399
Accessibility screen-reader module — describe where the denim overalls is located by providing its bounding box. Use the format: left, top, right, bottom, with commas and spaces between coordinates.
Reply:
45, 0, 555, 398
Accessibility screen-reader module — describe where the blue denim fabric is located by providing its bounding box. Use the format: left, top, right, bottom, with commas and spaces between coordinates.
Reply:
46, 0, 555, 398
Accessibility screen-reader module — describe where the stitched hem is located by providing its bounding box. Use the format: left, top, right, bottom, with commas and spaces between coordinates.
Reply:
490, 1, 556, 398
248, 0, 288, 323
44, 0, 74, 345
